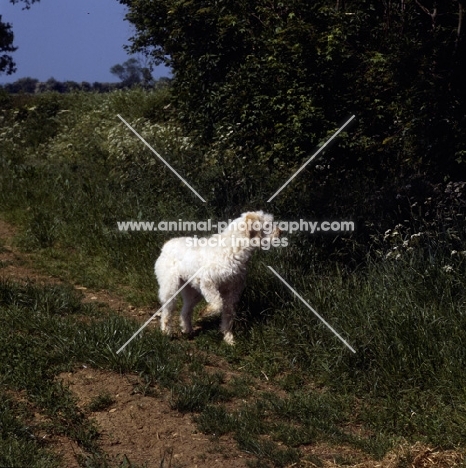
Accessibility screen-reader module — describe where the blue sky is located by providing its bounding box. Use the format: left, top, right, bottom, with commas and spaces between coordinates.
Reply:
0, 0, 170, 83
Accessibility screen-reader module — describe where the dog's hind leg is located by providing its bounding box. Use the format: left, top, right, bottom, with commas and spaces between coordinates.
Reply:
180, 284, 202, 334
199, 279, 223, 317
158, 278, 179, 335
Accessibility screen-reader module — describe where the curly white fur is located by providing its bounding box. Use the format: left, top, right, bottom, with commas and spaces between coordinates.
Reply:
154, 211, 278, 344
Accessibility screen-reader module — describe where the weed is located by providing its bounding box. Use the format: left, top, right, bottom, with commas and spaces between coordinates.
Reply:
170, 371, 231, 412
87, 392, 116, 412
236, 435, 300, 467
194, 405, 236, 436
228, 375, 253, 399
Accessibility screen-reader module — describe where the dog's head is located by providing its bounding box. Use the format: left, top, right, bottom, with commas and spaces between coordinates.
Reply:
242, 211, 275, 238
225, 211, 279, 251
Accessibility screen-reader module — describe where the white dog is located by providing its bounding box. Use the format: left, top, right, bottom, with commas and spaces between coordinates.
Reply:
154, 211, 278, 344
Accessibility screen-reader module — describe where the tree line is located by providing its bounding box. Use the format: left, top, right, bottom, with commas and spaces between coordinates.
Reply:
1, 52, 169, 93
0, 75, 171, 94
1, 77, 118, 94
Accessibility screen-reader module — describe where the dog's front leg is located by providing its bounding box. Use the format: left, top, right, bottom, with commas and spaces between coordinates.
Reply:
220, 304, 235, 345
219, 283, 243, 345
199, 278, 242, 345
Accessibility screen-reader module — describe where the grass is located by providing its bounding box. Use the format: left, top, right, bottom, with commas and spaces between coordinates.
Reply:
1, 88, 466, 466
0, 281, 101, 465
0, 280, 236, 465
87, 393, 116, 413
0, 394, 60, 468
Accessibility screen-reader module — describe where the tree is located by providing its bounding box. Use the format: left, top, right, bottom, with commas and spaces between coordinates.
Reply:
2, 76, 38, 93
0, 16, 16, 75
0, 0, 41, 75
8, 0, 40, 8
110, 57, 154, 87
114, 0, 466, 241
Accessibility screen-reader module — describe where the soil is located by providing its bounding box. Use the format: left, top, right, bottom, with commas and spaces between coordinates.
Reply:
1, 218, 464, 467
60, 368, 251, 468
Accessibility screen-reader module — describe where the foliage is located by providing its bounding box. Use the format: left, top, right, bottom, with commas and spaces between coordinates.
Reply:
119, 0, 466, 230
0, 15, 17, 75
110, 57, 155, 87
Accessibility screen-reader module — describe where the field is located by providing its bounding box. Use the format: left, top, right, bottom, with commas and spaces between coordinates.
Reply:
1, 87, 466, 467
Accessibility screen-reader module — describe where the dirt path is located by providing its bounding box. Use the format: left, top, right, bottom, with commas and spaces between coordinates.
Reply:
60, 368, 250, 468
0, 218, 151, 319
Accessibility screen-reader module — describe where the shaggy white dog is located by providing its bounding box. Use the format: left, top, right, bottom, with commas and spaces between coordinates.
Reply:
154, 211, 278, 344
